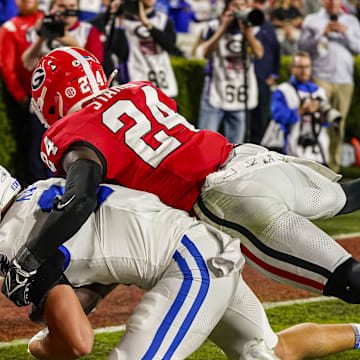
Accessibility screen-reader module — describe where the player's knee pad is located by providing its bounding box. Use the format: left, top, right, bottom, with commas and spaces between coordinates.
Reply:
323, 257, 360, 303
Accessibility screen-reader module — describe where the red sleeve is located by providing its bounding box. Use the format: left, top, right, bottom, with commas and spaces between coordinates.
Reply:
85, 26, 104, 64
0, 25, 28, 103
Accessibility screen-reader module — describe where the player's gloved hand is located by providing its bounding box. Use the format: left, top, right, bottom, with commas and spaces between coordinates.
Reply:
0, 253, 10, 277
1, 245, 42, 307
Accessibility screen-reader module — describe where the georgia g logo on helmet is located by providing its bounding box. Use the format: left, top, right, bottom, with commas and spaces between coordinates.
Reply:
31, 68, 46, 91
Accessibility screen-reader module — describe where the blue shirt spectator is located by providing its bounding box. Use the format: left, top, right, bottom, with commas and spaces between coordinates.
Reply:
0, 0, 18, 25
253, 21, 280, 82
155, 0, 170, 14
168, 0, 199, 33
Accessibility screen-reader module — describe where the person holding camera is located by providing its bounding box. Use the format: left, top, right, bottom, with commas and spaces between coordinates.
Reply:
196, 0, 264, 144
99, 0, 180, 98
22, 0, 104, 71
298, 0, 360, 172
269, 51, 341, 165
0, 0, 52, 184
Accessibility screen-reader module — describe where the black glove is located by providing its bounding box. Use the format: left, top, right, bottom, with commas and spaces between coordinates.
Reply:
0, 253, 10, 277
1, 245, 42, 307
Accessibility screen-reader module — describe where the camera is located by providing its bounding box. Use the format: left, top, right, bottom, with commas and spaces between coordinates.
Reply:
117, 0, 139, 15
329, 13, 338, 21
39, 10, 79, 39
314, 96, 342, 124
233, 8, 265, 27
298, 133, 317, 147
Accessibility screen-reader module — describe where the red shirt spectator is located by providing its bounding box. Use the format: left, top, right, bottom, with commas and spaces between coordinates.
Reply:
22, 0, 104, 72
0, 10, 43, 104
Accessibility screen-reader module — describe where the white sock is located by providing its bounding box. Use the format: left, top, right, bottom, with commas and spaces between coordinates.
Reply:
27, 327, 49, 355
350, 323, 360, 349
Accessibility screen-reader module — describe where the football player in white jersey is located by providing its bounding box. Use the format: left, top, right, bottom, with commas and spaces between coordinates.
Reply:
0, 166, 360, 360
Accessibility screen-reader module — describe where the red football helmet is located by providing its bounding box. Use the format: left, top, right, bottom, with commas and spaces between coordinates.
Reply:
31, 47, 108, 127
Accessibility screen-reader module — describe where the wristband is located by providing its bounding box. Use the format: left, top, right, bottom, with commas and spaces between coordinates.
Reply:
350, 323, 360, 349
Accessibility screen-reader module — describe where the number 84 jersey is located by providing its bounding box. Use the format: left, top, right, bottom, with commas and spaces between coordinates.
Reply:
40, 81, 234, 211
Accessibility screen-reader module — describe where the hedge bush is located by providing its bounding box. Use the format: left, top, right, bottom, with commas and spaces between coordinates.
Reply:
1, 56, 360, 179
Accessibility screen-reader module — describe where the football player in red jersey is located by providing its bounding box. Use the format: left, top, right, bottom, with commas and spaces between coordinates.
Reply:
3, 47, 360, 308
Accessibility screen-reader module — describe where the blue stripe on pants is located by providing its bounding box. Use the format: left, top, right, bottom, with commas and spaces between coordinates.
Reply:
142, 235, 210, 359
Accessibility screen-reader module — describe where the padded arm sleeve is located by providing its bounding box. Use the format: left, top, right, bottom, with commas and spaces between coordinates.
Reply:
25, 159, 103, 265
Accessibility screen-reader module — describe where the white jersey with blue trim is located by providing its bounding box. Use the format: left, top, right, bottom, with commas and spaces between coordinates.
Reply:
2, 178, 280, 359
0, 177, 197, 287
0, 178, 244, 289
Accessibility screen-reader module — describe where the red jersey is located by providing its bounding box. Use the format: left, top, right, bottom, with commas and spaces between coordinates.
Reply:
0, 12, 44, 102
40, 82, 234, 211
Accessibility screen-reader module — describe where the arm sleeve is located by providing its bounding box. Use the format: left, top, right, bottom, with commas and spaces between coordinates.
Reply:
26, 159, 103, 263
0, 27, 28, 102
271, 26, 281, 77
149, 18, 177, 53
110, 26, 129, 62
344, 17, 360, 54
271, 89, 299, 127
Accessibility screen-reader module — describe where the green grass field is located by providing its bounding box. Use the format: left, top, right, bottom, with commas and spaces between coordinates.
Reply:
1, 300, 360, 359
1, 209, 360, 359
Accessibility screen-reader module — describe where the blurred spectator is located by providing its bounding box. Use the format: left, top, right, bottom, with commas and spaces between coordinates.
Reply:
249, 0, 280, 144
196, 0, 264, 144
22, 0, 104, 71
169, 0, 198, 33
168, 0, 201, 55
269, 51, 341, 165
154, 0, 171, 13
302, 0, 322, 16
298, 0, 360, 172
342, 0, 358, 14
111, 0, 180, 98
271, 0, 303, 55
271, 0, 303, 27
0, 0, 18, 25
78, 0, 103, 21
189, 0, 223, 36
37, 0, 51, 12
90, 0, 126, 84
290, 0, 303, 13
0, 0, 50, 183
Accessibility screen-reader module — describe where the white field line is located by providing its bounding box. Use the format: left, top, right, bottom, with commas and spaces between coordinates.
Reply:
0, 325, 126, 348
0, 234, 358, 348
333, 232, 360, 240
0, 297, 340, 348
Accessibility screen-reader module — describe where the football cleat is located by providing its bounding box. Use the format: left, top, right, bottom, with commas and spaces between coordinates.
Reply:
240, 339, 280, 360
